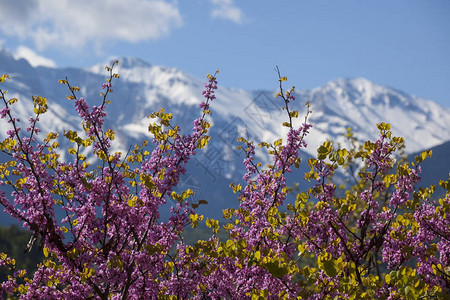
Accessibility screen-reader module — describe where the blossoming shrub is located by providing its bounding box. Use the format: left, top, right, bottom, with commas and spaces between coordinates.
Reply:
0, 64, 448, 299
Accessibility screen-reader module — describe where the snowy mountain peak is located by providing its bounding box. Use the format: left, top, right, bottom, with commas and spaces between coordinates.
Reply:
87, 56, 153, 75
319, 77, 385, 100
115, 57, 152, 69
327, 77, 375, 90
1, 48, 449, 160
87, 57, 198, 90
313, 77, 417, 109
303, 77, 450, 154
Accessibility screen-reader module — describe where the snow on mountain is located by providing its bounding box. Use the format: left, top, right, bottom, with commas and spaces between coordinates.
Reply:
297, 77, 450, 155
1, 50, 450, 175
89, 57, 204, 106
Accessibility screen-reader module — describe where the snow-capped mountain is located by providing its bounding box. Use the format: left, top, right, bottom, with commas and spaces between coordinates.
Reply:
1, 49, 449, 220
2, 50, 449, 157
301, 78, 450, 153
88, 56, 450, 155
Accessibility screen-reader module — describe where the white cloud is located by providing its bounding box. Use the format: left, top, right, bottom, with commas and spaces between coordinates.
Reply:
0, 0, 183, 50
209, 0, 244, 24
14, 46, 57, 68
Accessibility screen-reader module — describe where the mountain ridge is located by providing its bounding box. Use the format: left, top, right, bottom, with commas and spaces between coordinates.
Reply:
1, 50, 450, 163
1, 50, 450, 164
1, 50, 449, 221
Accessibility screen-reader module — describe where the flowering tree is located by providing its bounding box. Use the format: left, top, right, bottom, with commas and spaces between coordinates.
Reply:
0, 63, 448, 299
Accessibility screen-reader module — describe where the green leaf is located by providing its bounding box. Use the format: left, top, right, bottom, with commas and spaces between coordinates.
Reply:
289, 111, 299, 118
43, 247, 49, 258
404, 286, 418, 300
140, 174, 155, 190
264, 261, 289, 278
318, 255, 337, 277
80, 177, 92, 190
0, 74, 10, 83
317, 145, 329, 154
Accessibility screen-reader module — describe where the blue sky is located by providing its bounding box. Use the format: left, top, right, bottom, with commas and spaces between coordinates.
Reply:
0, 0, 449, 107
